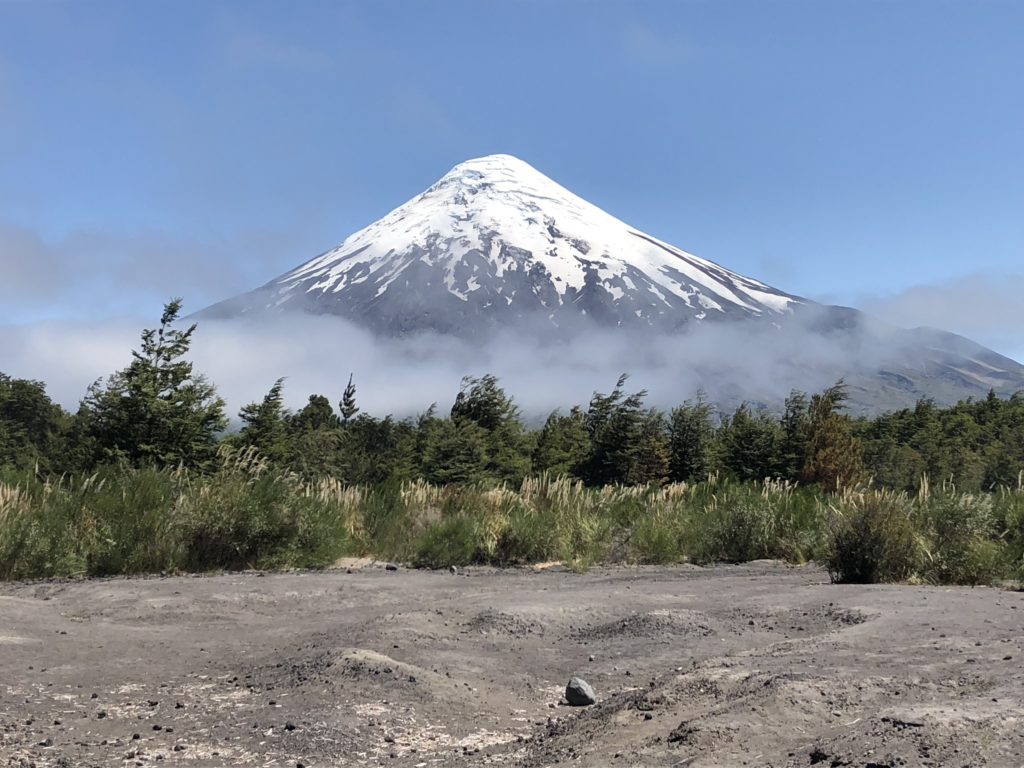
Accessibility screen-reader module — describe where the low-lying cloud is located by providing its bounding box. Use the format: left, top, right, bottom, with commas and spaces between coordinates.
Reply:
0, 304, 995, 422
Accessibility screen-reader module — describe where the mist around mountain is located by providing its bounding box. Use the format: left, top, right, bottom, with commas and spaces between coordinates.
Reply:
190, 154, 1024, 415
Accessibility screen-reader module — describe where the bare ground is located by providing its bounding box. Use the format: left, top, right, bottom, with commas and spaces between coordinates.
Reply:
2, 562, 1023, 767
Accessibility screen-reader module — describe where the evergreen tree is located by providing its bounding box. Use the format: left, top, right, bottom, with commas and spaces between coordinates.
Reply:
450, 375, 531, 484
982, 392, 1024, 488
532, 407, 591, 477
778, 390, 810, 481
580, 374, 649, 486
341, 414, 418, 485
340, 374, 359, 423
801, 380, 865, 489
720, 403, 782, 481
284, 394, 342, 477
291, 394, 338, 433
237, 378, 291, 463
635, 410, 670, 485
668, 392, 715, 482
451, 374, 517, 431
81, 299, 226, 468
0, 373, 67, 471
419, 414, 489, 485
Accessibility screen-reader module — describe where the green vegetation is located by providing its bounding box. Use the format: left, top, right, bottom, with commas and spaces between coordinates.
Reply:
3, 467, 1023, 584
2, 300, 1024, 584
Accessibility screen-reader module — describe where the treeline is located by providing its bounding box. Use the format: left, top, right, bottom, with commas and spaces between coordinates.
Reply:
2, 300, 1023, 492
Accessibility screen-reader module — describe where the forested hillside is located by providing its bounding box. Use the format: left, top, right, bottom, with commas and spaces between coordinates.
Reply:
4, 301, 1023, 490
2, 302, 1023, 584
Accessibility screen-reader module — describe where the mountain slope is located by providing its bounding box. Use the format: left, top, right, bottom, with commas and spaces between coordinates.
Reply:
197, 154, 1024, 411
200, 154, 802, 335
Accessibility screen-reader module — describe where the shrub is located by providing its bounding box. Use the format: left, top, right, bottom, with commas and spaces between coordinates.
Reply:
413, 516, 483, 567
825, 490, 920, 583
914, 486, 999, 585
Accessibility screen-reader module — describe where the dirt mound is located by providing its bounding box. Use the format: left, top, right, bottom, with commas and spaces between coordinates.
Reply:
576, 609, 715, 641
463, 609, 545, 638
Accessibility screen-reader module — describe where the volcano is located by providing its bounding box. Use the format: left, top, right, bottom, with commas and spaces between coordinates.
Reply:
197, 154, 1024, 411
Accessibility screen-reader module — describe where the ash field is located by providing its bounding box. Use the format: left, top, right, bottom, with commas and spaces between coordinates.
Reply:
2, 562, 1023, 767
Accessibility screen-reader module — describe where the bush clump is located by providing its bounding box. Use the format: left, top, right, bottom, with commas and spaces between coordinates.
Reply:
825, 490, 920, 583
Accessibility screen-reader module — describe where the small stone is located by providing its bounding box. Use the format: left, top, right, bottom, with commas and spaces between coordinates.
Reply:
565, 676, 596, 707
285, 722, 297, 732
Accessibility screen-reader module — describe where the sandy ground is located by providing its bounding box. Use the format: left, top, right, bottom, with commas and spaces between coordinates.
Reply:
2, 561, 1023, 768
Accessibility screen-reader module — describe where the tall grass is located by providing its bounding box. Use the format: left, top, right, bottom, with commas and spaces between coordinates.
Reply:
2, 461, 1024, 584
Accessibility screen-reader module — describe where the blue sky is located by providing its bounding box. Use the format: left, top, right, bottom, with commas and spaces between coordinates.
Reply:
1, 0, 1022, 361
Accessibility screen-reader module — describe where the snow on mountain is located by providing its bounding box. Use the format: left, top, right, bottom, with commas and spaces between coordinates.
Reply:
195, 153, 1024, 411
201, 154, 802, 335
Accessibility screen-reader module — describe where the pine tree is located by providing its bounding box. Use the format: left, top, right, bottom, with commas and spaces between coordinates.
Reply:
801, 380, 865, 490
340, 374, 359, 424
635, 410, 670, 485
82, 299, 226, 468
450, 375, 530, 484
237, 378, 291, 463
720, 403, 782, 481
532, 407, 591, 477
419, 415, 489, 485
668, 392, 715, 482
580, 374, 649, 486
778, 390, 810, 481
341, 414, 417, 485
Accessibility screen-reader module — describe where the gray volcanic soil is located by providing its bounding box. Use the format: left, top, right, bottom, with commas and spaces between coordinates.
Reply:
2, 562, 1023, 767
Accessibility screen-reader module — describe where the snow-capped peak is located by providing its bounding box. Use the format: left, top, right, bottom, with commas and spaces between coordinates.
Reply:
207, 154, 803, 335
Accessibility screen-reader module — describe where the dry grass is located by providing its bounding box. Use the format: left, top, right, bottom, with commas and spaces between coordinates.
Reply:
1, 466, 1022, 583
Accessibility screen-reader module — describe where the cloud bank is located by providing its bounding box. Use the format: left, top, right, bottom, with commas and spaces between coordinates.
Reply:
0, 305, 986, 422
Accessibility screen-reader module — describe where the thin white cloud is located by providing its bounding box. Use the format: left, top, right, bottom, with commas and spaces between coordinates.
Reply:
858, 273, 1024, 363
0, 223, 309, 320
